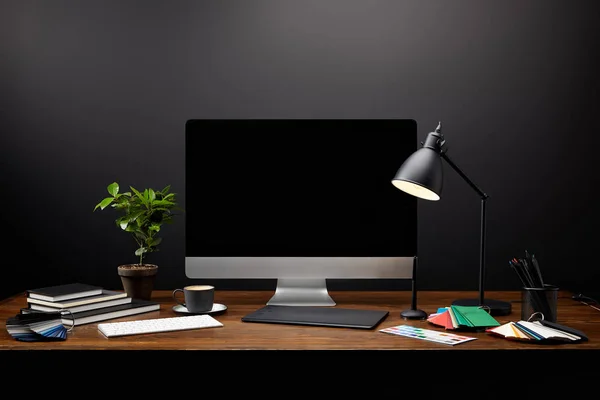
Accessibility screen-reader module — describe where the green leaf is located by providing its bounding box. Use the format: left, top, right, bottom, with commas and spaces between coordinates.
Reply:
149, 224, 161, 232
117, 217, 129, 230
94, 197, 114, 211
130, 186, 148, 206
128, 210, 146, 223
135, 247, 148, 256
148, 189, 156, 202
152, 200, 175, 207
162, 193, 175, 201
161, 185, 171, 194
134, 232, 147, 240
135, 216, 146, 226
107, 182, 119, 197
149, 237, 162, 247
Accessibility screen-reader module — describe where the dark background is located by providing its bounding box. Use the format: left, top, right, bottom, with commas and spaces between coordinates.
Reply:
1, 0, 598, 300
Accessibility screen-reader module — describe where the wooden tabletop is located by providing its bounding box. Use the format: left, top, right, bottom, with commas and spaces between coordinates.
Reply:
1, 289, 599, 352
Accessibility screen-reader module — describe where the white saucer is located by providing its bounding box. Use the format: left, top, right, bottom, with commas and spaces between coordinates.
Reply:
172, 303, 227, 315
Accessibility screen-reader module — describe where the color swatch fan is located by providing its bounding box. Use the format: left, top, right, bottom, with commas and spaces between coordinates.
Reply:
428, 305, 500, 330
428, 308, 454, 328
487, 320, 588, 343
6, 311, 71, 341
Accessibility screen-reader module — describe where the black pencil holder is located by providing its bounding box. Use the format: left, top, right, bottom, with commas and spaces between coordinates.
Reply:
521, 284, 559, 322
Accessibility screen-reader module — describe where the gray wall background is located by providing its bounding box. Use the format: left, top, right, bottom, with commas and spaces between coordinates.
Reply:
1, 0, 598, 300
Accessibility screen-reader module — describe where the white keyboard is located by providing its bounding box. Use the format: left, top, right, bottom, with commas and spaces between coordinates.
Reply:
98, 314, 223, 337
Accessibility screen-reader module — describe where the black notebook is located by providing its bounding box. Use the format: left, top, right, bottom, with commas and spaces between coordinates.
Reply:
26, 283, 103, 302
26, 289, 128, 309
241, 305, 389, 329
22, 298, 160, 326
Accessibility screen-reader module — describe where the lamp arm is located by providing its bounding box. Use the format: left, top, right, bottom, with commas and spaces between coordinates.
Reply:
440, 151, 488, 305
440, 152, 489, 200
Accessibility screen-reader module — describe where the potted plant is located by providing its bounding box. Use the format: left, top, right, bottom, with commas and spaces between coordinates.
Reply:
94, 182, 181, 300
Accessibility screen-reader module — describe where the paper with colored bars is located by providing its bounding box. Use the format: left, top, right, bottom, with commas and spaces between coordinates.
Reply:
428, 305, 501, 330
380, 324, 477, 346
487, 320, 588, 343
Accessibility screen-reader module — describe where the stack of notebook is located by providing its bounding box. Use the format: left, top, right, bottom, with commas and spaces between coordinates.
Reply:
427, 305, 501, 331
20, 282, 160, 327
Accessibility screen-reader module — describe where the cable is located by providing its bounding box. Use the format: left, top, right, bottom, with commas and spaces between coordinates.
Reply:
572, 293, 600, 312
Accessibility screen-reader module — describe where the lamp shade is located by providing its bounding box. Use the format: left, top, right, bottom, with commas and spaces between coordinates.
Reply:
391, 147, 443, 201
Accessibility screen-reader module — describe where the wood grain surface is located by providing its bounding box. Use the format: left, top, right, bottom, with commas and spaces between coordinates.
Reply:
1, 290, 599, 351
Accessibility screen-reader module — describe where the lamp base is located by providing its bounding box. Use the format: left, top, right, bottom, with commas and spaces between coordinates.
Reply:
400, 308, 428, 320
451, 298, 512, 316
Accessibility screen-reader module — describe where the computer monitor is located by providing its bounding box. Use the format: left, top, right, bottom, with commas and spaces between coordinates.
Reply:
185, 119, 418, 306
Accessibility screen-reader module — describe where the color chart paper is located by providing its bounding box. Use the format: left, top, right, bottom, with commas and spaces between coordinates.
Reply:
379, 324, 477, 345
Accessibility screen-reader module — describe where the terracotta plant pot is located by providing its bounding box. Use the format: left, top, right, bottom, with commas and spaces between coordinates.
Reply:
118, 264, 158, 300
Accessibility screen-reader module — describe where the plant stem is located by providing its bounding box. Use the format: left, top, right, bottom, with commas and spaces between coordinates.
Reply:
133, 235, 144, 265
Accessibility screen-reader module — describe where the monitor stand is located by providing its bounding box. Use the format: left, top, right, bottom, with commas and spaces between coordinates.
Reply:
266, 278, 336, 306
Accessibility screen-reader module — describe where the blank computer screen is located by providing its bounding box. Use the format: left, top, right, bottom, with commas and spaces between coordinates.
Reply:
185, 119, 417, 257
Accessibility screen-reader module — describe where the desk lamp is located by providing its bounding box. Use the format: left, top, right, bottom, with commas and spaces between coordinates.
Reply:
391, 121, 512, 316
